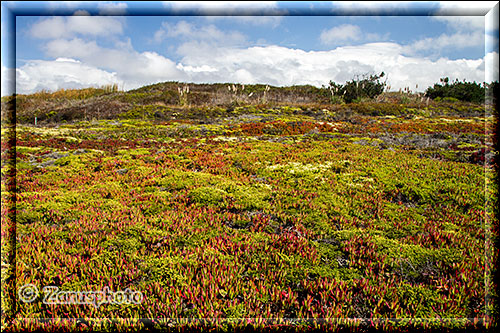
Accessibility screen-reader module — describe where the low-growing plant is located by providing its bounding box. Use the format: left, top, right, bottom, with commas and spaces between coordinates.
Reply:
2, 81, 495, 332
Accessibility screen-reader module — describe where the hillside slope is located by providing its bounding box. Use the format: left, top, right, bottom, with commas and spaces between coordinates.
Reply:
1, 81, 491, 125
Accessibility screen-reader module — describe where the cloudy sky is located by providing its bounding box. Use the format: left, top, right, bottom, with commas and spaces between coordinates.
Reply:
1, 1, 499, 96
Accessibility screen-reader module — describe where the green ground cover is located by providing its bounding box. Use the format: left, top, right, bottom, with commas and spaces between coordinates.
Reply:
1, 107, 497, 331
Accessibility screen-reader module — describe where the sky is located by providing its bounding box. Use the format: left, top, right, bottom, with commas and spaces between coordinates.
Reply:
1, 1, 499, 96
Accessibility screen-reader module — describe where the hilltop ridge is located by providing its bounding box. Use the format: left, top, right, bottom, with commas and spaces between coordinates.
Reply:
1, 81, 490, 125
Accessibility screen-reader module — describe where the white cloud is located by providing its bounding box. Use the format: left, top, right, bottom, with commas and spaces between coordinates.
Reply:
174, 42, 488, 90
319, 24, 390, 46
13, 3, 498, 97
177, 63, 218, 73
329, 3, 495, 60
29, 17, 67, 39
15, 58, 119, 94
44, 38, 100, 59
153, 20, 247, 47
320, 24, 362, 44
408, 8, 491, 57
29, 15, 124, 39
164, 0, 285, 27
13, 38, 493, 96
6, 1, 497, 97
67, 15, 124, 36
152, 20, 248, 58
33, 37, 187, 92
11, 42, 493, 95
97, 2, 128, 15
432, 16, 485, 32
405, 30, 485, 55
432, 2, 498, 33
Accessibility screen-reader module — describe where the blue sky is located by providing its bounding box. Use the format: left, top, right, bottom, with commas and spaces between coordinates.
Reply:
2, 1, 499, 95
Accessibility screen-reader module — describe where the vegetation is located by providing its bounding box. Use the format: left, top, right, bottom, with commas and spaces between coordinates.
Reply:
328, 72, 387, 103
425, 77, 487, 104
1, 79, 498, 332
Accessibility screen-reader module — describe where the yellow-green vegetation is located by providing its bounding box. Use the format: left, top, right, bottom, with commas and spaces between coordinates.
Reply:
1, 92, 497, 332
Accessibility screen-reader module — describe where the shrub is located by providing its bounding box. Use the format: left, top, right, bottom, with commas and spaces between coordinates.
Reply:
329, 72, 386, 103
425, 78, 485, 104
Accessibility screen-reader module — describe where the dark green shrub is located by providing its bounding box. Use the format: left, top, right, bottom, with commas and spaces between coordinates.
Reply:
329, 72, 386, 103
425, 78, 485, 104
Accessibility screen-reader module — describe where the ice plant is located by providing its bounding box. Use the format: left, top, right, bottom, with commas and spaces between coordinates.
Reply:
1, 94, 495, 332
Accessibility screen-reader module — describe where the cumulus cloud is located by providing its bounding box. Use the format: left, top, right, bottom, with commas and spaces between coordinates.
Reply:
29, 15, 124, 39
18, 37, 186, 94
423, 3, 498, 58
5, 1, 497, 98
13, 39, 493, 95
174, 42, 488, 91
320, 24, 362, 44
10, 2, 496, 96
404, 10, 489, 58
16, 58, 119, 94
163, 1, 285, 27
319, 24, 389, 46
45, 37, 92, 56
153, 20, 247, 48
404, 30, 485, 56
152, 20, 250, 61
97, 2, 128, 15
29, 17, 67, 39
432, 16, 485, 32
326, 2, 494, 60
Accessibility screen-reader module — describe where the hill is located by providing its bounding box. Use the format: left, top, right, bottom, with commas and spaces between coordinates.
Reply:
1, 81, 491, 125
